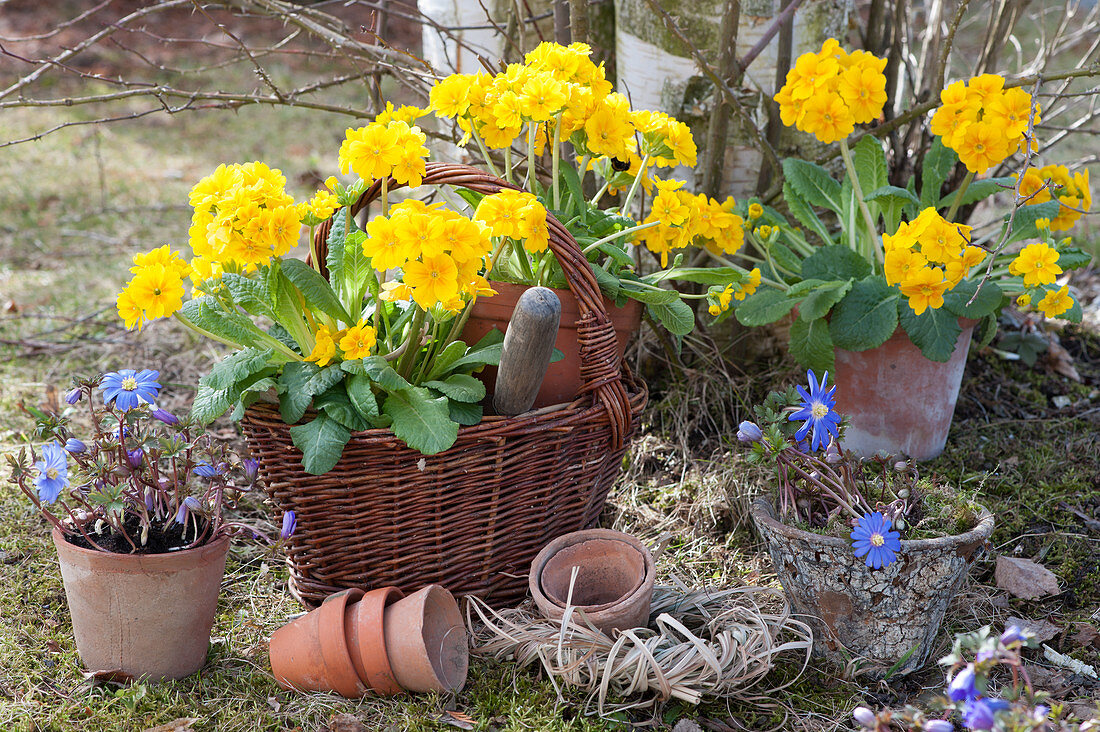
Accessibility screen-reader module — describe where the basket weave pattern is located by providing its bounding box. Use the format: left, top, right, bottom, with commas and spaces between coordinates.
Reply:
241, 162, 647, 607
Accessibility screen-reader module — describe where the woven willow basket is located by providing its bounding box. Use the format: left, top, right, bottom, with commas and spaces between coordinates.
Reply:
241, 162, 647, 608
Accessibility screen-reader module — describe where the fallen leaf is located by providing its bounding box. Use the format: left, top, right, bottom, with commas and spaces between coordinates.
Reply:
995, 556, 1061, 599
1070, 622, 1100, 649
434, 710, 476, 730
1045, 338, 1082, 382
327, 713, 367, 732
671, 721, 705, 732
266, 696, 281, 713
81, 669, 136, 686
1007, 616, 1060, 642
142, 719, 198, 732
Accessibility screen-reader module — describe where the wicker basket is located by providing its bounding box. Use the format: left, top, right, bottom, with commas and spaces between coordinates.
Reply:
241, 162, 647, 608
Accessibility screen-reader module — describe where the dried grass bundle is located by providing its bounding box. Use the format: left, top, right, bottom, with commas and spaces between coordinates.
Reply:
466, 581, 814, 716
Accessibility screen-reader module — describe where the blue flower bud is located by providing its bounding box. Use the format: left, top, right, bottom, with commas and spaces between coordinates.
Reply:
144, 489, 155, 512
243, 458, 259, 483
64, 438, 86, 454
174, 503, 188, 524
65, 388, 83, 405
126, 448, 143, 468
183, 496, 202, 511
852, 707, 877, 729
192, 462, 222, 478
999, 625, 1025, 645
925, 721, 954, 732
736, 421, 763, 443
151, 408, 179, 426
280, 510, 296, 540
962, 697, 1010, 731
947, 664, 979, 702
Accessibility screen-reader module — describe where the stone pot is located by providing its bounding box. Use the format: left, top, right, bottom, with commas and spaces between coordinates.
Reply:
463, 281, 643, 409
529, 528, 656, 635
52, 527, 229, 682
833, 319, 977, 460
751, 498, 994, 676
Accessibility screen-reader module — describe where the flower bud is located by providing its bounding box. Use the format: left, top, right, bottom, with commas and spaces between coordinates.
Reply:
151, 408, 179, 426
897, 488, 910, 499
126, 448, 143, 468
893, 460, 908, 471
64, 438, 86, 454
736, 421, 763, 443
192, 462, 222, 478
852, 707, 877, 729
280, 510, 297, 540
243, 458, 259, 483
65, 388, 83, 405
183, 495, 202, 511
144, 488, 156, 512
1000, 625, 1026, 645
924, 721, 954, 732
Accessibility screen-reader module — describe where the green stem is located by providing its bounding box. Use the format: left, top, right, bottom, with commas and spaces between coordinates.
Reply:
581, 220, 660, 254
620, 153, 650, 214
526, 122, 538, 193
471, 126, 501, 178
380, 176, 389, 217
577, 154, 591, 188
415, 319, 441, 384
504, 145, 513, 184
838, 138, 883, 267
591, 179, 611, 206
946, 170, 975, 222
396, 306, 427, 379
551, 113, 563, 209
512, 240, 536, 282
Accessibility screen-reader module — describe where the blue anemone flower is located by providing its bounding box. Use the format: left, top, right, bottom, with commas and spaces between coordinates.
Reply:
787, 370, 841, 452
962, 697, 1010, 731
850, 512, 901, 569
192, 462, 223, 478
101, 369, 161, 411
34, 442, 69, 504
947, 663, 979, 702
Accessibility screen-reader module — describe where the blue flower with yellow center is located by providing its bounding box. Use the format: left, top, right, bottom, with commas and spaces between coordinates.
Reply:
34, 442, 69, 504
787, 369, 841, 452
850, 511, 901, 569
101, 369, 161, 411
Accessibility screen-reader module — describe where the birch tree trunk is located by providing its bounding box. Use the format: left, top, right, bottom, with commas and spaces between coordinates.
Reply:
614, 0, 852, 199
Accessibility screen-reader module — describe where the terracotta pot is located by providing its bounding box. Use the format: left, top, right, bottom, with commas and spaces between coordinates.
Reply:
345, 586, 404, 696
382, 585, 468, 693
269, 588, 366, 697
52, 527, 229, 682
463, 281, 643, 409
529, 529, 656, 635
833, 319, 977, 460
751, 498, 994, 677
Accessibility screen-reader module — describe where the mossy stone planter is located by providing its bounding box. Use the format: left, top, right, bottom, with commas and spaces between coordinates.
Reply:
751, 498, 994, 676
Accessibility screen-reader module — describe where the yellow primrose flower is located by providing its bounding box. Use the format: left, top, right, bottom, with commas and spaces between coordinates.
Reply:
404, 254, 460, 309
363, 216, 412, 272
1016, 293, 1031, 308
836, 65, 887, 124
1011, 242, 1062, 287
799, 94, 855, 144
131, 245, 191, 279
1036, 285, 1072, 318
306, 325, 336, 367
747, 202, 764, 220
339, 123, 402, 181
520, 72, 568, 122
262, 205, 301, 258
475, 189, 543, 241
116, 288, 144, 331
650, 190, 690, 226
125, 264, 186, 323
884, 248, 927, 286
899, 266, 949, 315
735, 268, 762, 301
380, 280, 413, 302
339, 320, 377, 360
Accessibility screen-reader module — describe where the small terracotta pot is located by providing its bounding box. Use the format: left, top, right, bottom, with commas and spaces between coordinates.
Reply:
345, 586, 404, 696
834, 319, 977, 460
269, 588, 366, 697
529, 529, 656, 635
463, 281, 643, 408
382, 585, 468, 693
52, 527, 228, 682
751, 497, 994, 676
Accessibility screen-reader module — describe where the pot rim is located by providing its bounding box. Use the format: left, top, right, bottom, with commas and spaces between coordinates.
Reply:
51, 525, 231, 569
750, 497, 994, 551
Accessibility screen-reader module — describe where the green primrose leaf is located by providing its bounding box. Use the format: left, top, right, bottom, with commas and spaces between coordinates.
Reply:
801, 245, 873, 282
853, 135, 888, 193
281, 258, 354, 325
783, 158, 844, 214
828, 276, 898, 351
648, 299, 694, 335
276, 361, 318, 424
382, 387, 460, 455
735, 288, 797, 327
783, 182, 835, 245
191, 383, 231, 425
944, 279, 1004, 319
937, 177, 1014, 209
346, 373, 380, 422
314, 384, 369, 431
898, 301, 963, 362
920, 138, 957, 209
448, 400, 483, 426
799, 279, 853, 321
424, 374, 486, 403
289, 414, 351, 475
789, 317, 835, 373
201, 347, 274, 390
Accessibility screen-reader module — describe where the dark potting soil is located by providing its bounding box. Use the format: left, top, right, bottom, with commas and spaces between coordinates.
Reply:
65, 514, 213, 554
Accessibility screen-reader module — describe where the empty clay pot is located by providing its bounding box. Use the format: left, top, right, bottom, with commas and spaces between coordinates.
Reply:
269, 588, 366, 697
382, 585, 468, 693
344, 586, 404, 696
529, 529, 656, 635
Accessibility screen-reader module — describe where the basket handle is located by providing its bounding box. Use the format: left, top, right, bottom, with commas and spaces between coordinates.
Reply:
310, 161, 633, 447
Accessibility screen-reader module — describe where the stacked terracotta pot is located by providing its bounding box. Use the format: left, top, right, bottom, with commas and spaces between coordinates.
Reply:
269, 585, 467, 697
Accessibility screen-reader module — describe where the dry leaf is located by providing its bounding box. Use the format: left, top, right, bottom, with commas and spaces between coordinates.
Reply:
1070, 622, 1100, 649
1006, 616, 1060, 643
327, 714, 367, 732
142, 719, 198, 732
995, 556, 1061, 599
434, 711, 476, 730
81, 669, 136, 686
1045, 338, 1082, 382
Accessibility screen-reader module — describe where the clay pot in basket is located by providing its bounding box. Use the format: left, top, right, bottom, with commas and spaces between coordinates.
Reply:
751, 497, 994, 676
244, 161, 646, 610
463, 280, 644, 409
52, 527, 228, 682
269, 585, 468, 697
529, 528, 656, 635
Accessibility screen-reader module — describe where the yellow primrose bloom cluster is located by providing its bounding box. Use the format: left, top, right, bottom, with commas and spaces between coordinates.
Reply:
338, 118, 430, 188
931, 74, 1038, 174
187, 161, 300, 279
636, 180, 744, 266
306, 319, 379, 368
883, 208, 983, 315
429, 41, 696, 171
473, 189, 550, 253
1016, 165, 1091, 232
774, 39, 888, 144
116, 245, 191, 330
708, 268, 762, 316
364, 200, 495, 313
1008, 242, 1062, 288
